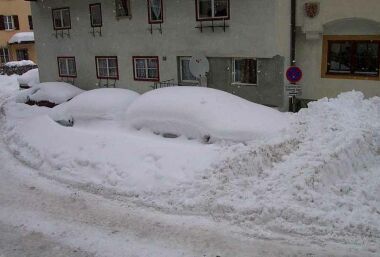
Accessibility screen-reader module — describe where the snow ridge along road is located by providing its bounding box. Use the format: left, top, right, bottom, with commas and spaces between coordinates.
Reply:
1, 76, 380, 256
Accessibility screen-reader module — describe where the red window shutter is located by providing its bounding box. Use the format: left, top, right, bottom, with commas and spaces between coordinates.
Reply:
0, 15, 5, 30
13, 15, 19, 30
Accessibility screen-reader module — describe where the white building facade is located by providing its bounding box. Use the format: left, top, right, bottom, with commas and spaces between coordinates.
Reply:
28, 0, 380, 109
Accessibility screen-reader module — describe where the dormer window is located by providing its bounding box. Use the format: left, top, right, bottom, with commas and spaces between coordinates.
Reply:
196, 0, 229, 21
52, 7, 71, 30
115, 0, 131, 18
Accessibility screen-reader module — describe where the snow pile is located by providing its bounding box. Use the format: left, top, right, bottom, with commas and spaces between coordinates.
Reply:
1, 86, 380, 251
0, 75, 19, 96
17, 68, 39, 88
16, 82, 83, 105
8, 32, 34, 44
125, 87, 290, 142
5, 60, 35, 67
50, 88, 139, 124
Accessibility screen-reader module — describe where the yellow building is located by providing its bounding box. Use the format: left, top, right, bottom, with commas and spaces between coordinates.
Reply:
0, 0, 36, 66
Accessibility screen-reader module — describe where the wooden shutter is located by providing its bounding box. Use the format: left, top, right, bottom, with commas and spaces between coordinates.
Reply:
13, 15, 19, 30
0, 15, 5, 30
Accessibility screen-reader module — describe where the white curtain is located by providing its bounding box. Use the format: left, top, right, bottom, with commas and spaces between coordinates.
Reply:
150, 0, 162, 19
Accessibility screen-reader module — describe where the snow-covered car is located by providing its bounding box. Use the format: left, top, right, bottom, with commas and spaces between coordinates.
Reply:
17, 68, 40, 89
124, 86, 290, 143
16, 82, 84, 108
50, 88, 140, 126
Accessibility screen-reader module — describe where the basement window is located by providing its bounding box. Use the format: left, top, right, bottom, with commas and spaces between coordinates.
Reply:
232, 58, 257, 85
52, 7, 71, 30
196, 0, 229, 20
57, 57, 77, 77
133, 56, 159, 81
95, 56, 119, 79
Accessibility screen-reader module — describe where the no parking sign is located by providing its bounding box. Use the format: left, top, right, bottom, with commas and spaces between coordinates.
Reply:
286, 66, 303, 84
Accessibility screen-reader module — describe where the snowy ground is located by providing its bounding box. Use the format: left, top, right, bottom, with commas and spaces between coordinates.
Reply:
1, 74, 380, 256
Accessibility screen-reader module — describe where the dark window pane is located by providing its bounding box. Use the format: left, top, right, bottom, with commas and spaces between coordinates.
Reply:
149, 0, 162, 21
354, 42, 379, 75
91, 5, 102, 26
234, 59, 257, 84
328, 42, 351, 73
214, 0, 228, 17
116, 0, 129, 17
199, 0, 212, 18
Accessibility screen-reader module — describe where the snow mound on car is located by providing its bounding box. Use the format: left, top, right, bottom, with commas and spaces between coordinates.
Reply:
125, 87, 290, 142
17, 68, 39, 88
29, 82, 83, 104
50, 88, 140, 123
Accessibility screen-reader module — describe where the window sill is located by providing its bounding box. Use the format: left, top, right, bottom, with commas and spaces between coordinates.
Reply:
116, 15, 132, 21
322, 73, 380, 81
5, 29, 15, 31
231, 82, 257, 86
197, 17, 230, 21
135, 78, 159, 82
54, 27, 71, 31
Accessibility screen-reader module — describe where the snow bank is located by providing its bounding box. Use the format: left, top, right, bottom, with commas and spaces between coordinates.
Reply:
5, 60, 35, 67
17, 68, 39, 88
1, 84, 380, 252
8, 32, 34, 44
125, 87, 290, 142
20, 82, 83, 106
50, 88, 139, 124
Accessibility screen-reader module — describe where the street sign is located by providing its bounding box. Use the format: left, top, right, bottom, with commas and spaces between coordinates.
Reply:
286, 66, 303, 84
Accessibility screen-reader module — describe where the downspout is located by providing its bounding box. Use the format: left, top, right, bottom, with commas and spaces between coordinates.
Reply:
291, 0, 296, 66
289, 0, 297, 112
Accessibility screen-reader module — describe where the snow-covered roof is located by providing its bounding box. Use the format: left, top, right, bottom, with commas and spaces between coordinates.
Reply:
5, 60, 36, 67
8, 32, 34, 44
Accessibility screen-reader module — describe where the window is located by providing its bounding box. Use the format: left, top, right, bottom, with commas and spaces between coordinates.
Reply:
0, 48, 10, 64
16, 49, 29, 61
232, 58, 257, 85
133, 56, 159, 81
52, 8, 71, 30
179, 57, 197, 82
4, 16, 14, 30
90, 3, 102, 27
95, 56, 119, 79
57, 57, 77, 77
115, 0, 130, 17
28, 15, 33, 30
148, 0, 163, 24
323, 36, 380, 79
196, 0, 229, 20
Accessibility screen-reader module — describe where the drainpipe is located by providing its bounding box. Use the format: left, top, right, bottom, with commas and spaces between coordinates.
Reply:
291, 0, 296, 66
289, 0, 297, 112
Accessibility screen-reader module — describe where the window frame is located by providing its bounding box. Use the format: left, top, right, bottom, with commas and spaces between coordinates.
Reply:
231, 58, 258, 86
132, 56, 160, 82
57, 56, 77, 78
95, 56, 119, 80
147, 0, 164, 24
52, 7, 71, 30
322, 35, 380, 81
89, 3, 103, 28
179, 56, 198, 83
4, 16, 15, 30
115, 0, 131, 18
0, 48, 10, 64
16, 49, 29, 61
195, 0, 230, 21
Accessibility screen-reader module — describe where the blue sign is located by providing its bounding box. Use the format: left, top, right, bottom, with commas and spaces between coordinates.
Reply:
286, 66, 303, 84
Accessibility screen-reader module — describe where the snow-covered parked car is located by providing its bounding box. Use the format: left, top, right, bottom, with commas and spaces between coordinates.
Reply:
124, 87, 290, 143
17, 68, 40, 89
50, 88, 140, 126
16, 82, 84, 108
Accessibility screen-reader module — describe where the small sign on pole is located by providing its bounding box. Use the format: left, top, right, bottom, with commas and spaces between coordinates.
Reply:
286, 66, 303, 84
